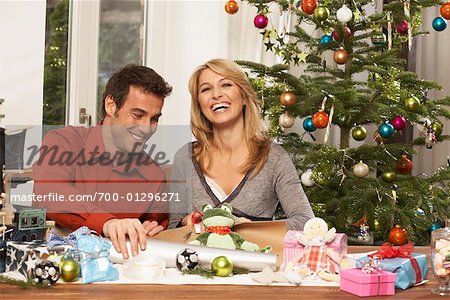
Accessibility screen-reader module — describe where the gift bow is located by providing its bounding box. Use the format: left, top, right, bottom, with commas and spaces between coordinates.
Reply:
361, 257, 382, 274
368, 242, 414, 260
47, 226, 91, 259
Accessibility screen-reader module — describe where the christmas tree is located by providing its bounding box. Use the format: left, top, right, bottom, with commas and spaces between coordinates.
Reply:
234, 0, 450, 244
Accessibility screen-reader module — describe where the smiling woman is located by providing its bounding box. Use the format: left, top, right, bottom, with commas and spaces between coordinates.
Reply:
168, 59, 314, 231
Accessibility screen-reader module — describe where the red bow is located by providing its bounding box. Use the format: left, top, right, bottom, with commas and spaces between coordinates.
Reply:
368, 242, 414, 260
191, 211, 203, 224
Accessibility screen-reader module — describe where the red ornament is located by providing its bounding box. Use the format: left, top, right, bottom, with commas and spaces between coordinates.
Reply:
396, 20, 408, 36
301, 0, 317, 15
396, 155, 413, 175
312, 111, 329, 129
332, 26, 351, 41
254, 14, 269, 29
225, 0, 239, 15
388, 225, 408, 246
441, 3, 450, 20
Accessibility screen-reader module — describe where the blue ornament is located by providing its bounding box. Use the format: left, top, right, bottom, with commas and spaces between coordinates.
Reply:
320, 35, 332, 46
432, 16, 447, 32
303, 117, 317, 132
430, 222, 442, 232
378, 123, 395, 138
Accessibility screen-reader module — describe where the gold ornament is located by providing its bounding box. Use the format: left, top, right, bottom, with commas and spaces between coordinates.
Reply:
333, 48, 349, 65
404, 96, 420, 111
211, 256, 233, 277
313, 6, 330, 22
373, 219, 382, 231
60, 259, 80, 282
382, 170, 397, 183
431, 122, 443, 137
279, 112, 295, 128
352, 126, 367, 141
353, 161, 369, 178
279, 91, 297, 107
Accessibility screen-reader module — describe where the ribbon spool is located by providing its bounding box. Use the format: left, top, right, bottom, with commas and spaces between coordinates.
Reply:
123, 255, 166, 280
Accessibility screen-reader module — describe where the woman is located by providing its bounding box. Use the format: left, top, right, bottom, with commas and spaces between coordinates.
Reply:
169, 59, 313, 230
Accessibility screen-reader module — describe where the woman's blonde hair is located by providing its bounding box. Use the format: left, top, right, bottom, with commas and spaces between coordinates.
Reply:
188, 58, 270, 176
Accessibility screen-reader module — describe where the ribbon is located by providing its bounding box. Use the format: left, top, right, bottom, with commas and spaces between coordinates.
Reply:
47, 226, 90, 259
369, 242, 422, 284
207, 226, 232, 235
361, 258, 382, 296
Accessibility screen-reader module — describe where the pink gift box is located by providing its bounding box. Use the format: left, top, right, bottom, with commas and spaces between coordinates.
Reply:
340, 268, 396, 297
282, 230, 348, 269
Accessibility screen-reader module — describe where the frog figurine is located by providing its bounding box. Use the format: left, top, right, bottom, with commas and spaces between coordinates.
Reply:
189, 204, 270, 252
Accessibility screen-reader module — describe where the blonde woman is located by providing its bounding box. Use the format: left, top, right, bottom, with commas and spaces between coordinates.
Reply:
169, 59, 313, 230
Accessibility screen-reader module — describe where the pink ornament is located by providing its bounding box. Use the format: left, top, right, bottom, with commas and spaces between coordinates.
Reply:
254, 14, 269, 29
332, 26, 351, 41
390, 115, 407, 131
396, 20, 408, 36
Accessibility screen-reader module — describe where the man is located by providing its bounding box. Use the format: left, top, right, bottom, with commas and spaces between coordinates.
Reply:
33, 65, 172, 259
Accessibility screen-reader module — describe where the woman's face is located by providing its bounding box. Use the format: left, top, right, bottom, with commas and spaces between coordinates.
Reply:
197, 68, 246, 128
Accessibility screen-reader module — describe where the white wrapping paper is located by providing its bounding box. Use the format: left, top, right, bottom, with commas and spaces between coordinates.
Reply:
109, 239, 277, 272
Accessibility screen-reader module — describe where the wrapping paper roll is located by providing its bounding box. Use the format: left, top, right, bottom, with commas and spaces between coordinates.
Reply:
109, 239, 277, 272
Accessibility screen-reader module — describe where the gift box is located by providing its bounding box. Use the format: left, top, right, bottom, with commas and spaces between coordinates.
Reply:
355, 243, 427, 290
340, 268, 396, 297
5, 240, 50, 279
282, 230, 348, 269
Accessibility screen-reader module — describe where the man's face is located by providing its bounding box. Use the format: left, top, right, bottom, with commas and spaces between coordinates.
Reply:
105, 85, 164, 154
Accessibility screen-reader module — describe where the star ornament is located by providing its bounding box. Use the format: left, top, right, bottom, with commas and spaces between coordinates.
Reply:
298, 51, 308, 63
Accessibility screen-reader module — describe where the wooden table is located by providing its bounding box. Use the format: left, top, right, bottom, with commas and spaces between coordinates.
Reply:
0, 246, 445, 300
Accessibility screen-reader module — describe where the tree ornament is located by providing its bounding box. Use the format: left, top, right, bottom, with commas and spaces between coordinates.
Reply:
312, 111, 329, 129
382, 170, 397, 183
431, 122, 443, 137
441, 2, 450, 20
313, 6, 329, 22
224, 0, 239, 15
211, 256, 233, 277
396, 20, 408, 35
319, 34, 332, 46
396, 155, 413, 175
351, 125, 367, 141
301, 169, 315, 187
353, 161, 369, 178
390, 115, 406, 131
373, 219, 382, 231
303, 116, 317, 132
404, 96, 420, 111
279, 112, 295, 128
279, 91, 297, 107
301, 0, 317, 15
60, 258, 80, 282
373, 130, 387, 144
34, 260, 60, 285
432, 16, 447, 32
332, 27, 351, 41
430, 222, 442, 231
176, 248, 199, 271
336, 4, 353, 23
371, 31, 387, 45
426, 127, 437, 149
254, 14, 269, 29
378, 122, 395, 138
388, 225, 408, 246
333, 48, 349, 65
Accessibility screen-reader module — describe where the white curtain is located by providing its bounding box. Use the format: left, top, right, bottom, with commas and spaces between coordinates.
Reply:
414, 6, 450, 175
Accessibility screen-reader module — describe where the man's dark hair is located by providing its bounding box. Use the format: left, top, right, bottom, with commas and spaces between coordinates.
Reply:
102, 64, 173, 117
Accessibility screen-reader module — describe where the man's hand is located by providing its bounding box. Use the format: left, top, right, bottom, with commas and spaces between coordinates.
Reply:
142, 220, 164, 237
102, 218, 147, 259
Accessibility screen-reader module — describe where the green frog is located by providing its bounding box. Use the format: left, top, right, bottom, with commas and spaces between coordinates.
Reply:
189, 203, 270, 252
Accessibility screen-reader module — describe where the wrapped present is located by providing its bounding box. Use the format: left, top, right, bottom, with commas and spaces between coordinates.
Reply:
340, 268, 396, 297
355, 242, 427, 290
282, 229, 347, 269
5, 240, 50, 279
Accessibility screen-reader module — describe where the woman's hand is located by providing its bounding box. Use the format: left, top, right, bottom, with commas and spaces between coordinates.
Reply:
102, 218, 147, 259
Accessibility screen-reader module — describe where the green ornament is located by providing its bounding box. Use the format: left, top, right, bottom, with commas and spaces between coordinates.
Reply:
382, 170, 397, 183
313, 6, 329, 22
352, 126, 367, 141
373, 219, 382, 231
431, 122, 443, 137
371, 31, 387, 45
59, 259, 80, 282
211, 256, 233, 277
404, 96, 420, 111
